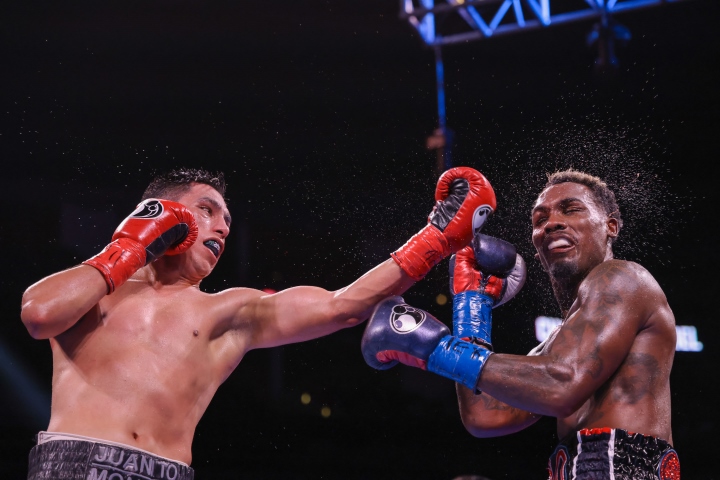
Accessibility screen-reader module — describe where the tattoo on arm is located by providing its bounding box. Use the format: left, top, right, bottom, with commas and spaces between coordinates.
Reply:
566, 265, 629, 380
585, 348, 605, 380
612, 352, 659, 404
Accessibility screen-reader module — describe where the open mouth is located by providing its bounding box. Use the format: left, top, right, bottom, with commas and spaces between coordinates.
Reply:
203, 240, 221, 258
547, 237, 573, 252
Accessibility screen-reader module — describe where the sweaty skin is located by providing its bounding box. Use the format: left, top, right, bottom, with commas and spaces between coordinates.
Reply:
455, 182, 675, 444
21, 183, 415, 464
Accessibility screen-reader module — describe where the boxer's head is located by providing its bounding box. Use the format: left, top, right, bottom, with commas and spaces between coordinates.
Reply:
531, 169, 621, 283
144, 168, 231, 281
142, 168, 227, 203
541, 169, 623, 242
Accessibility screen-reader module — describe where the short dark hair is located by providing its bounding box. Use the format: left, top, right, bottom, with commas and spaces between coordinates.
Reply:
544, 169, 623, 242
141, 168, 227, 201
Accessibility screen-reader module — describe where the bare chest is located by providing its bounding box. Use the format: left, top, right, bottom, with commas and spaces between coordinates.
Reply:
102, 295, 204, 349
55, 288, 221, 387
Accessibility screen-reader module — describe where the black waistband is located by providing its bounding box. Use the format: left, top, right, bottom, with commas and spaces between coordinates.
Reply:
28, 439, 194, 480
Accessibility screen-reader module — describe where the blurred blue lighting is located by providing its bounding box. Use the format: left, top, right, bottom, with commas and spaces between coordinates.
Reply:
0, 338, 51, 426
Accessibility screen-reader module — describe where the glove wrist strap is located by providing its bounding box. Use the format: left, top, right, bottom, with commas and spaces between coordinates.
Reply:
82, 239, 146, 294
391, 225, 450, 281
427, 336, 492, 392
453, 291, 493, 347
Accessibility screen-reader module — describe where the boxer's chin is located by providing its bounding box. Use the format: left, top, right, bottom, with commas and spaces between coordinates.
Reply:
548, 259, 579, 280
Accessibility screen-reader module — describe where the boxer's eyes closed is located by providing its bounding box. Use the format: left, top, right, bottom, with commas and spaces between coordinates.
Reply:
532, 214, 547, 227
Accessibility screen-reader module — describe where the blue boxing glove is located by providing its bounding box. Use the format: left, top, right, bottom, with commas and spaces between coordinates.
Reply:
449, 234, 526, 348
361, 296, 491, 391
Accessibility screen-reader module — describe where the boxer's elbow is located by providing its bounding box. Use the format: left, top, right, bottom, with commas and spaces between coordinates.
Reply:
20, 290, 73, 339
548, 393, 585, 418
21, 297, 53, 339
461, 416, 507, 438
460, 409, 531, 438
558, 383, 597, 418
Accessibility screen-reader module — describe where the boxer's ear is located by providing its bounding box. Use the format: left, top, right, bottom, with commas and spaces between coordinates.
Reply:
607, 217, 620, 238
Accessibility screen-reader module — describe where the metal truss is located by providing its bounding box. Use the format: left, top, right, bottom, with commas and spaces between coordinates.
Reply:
402, 0, 690, 46
403, 0, 696, 172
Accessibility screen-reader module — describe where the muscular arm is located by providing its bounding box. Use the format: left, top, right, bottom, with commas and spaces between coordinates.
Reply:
217, 167, 493, 363
21, 265, 108, 339
472, 261, 659, 419
236, 259, 416, 349
22, 198, 197, 340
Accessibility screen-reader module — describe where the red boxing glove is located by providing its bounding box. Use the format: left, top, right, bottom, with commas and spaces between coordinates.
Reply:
449, 235, 526, 348
450, 235, 527, 306
83, 199, 198, 293
392, 167, 496, 280
451, 246, 504, 300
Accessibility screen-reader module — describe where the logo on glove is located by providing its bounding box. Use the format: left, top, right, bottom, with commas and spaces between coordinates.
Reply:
131, 199, 164, 219
390, 304, 427, 334
472, 205, 494, 235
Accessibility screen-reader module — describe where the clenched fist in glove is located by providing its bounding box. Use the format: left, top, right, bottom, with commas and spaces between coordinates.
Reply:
361, 296, 492, 392
449, 233, 526, 348
83, 199, 198, 293
391, 167, 496, 281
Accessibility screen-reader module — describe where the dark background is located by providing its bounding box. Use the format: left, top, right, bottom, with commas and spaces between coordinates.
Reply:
1, 0, 718, 478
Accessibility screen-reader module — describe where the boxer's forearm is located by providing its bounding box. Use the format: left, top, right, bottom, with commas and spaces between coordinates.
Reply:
476, 353, 590, 418
244, 260, 415, 349
333, 259, 416, 322
21, 265, 107, 339
280, 260, 414, 332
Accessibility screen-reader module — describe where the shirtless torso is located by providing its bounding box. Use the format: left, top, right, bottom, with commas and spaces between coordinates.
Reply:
23, 181, 416, 465
455, 179, 676, 452
23, 167, 493, 469
530, 259, 675, 443
48, 280, 251, 463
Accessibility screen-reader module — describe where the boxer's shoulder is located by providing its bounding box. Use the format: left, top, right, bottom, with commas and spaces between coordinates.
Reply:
579, 259, 665, 300
585, 258, 641, 280
202, 287, 269, 331
211, 286, 266, 309
576, 259, 673, 333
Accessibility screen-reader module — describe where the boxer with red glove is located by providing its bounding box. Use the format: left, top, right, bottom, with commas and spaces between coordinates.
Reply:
391, 167, 496, 281
450, 233, 527, 349
83, 198, 198, 293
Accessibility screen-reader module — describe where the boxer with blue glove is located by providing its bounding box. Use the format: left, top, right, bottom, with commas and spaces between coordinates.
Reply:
368, 170, 682, 479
